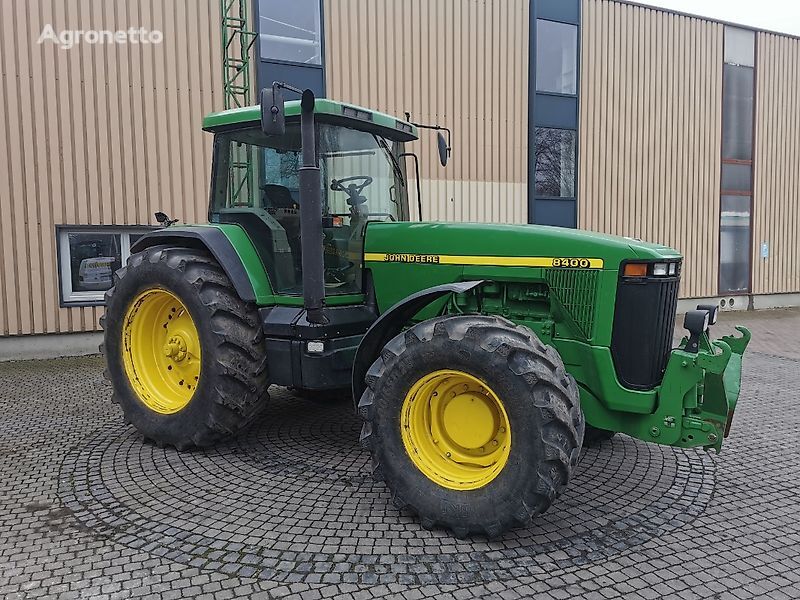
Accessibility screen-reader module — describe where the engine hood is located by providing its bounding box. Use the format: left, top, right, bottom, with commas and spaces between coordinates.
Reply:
364, 222, 681, 270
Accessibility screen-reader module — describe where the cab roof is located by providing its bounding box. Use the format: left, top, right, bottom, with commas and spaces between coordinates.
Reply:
202, 98, 419, 142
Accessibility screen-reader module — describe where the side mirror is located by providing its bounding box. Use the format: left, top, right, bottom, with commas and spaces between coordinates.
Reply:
437, 132, 449, 167
154, 211, 178, 227
260, 87, 285, 136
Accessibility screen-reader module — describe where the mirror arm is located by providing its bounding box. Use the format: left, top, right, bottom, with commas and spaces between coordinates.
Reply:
273, 80, 303, 96
404, 112, 452, 159
399, 152, 423, 221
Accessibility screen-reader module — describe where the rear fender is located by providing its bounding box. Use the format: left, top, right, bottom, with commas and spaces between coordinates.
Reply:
131, 226, 260, 303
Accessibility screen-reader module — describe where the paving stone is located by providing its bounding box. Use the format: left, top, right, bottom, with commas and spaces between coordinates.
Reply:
0, 310, 799, 599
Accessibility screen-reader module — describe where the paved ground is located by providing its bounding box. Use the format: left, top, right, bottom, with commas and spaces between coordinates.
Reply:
1, 308, 799, 600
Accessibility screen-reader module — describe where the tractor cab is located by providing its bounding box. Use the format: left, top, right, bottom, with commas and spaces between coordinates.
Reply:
203, 97, 418, 300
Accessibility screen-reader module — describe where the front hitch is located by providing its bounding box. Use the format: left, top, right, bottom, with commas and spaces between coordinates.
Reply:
675, 323, 751, 453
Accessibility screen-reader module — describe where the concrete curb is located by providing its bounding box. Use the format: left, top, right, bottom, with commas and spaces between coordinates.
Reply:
0, 332, 103, 362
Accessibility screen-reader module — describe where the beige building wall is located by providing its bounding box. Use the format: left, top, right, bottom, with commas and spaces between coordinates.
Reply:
752, 32, 800, 295
578, 0, 724, 299
0, 0, 221, 336
1, 0, 799, 340
323, 0, 530, 224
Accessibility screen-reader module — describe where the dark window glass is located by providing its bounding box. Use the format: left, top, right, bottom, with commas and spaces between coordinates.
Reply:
721, 163, 752, 191
722, 64, 754, 160
68, 233, 121, 293
259, 0, 321, 65
719, 195, 751, 293
536, 20, 577, 94
534, 128, 576, 197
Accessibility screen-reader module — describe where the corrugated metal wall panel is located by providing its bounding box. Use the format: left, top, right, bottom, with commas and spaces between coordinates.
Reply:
323, 0, 529, 225
579, 0, 723, 299
753, 32, 800, 295
0, 0, 221, 336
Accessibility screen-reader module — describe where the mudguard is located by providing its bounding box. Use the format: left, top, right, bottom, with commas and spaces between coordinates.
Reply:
351, 280, 485, 405
131, 227, 257, 303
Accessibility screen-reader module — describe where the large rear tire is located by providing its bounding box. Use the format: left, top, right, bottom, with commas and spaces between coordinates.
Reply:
102, 245, 269, 450
358, 315, 584, 538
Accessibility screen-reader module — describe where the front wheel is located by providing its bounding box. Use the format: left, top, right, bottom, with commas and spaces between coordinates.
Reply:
358, 315, 584, 538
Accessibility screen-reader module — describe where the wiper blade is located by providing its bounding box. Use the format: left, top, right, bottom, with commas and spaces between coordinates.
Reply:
374, 135, 405, 186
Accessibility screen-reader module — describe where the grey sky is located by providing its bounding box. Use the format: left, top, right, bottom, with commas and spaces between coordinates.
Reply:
632, 0, 800, 36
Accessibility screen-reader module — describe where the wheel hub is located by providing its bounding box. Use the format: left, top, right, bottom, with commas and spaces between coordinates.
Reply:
163, 336, 188, 361
442, 393, 497, 449
401, 370, 511, 490
122, 288, 201, 415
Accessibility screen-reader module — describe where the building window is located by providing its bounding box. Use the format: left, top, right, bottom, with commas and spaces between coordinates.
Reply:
719, 195, 752, 293
534, 127, 576, 197
721, 64, 754, 161
536, 19, 578, 94
57, 227, 153, 306
721, 163, 752, 191
719, 26, 756, 294
724, 27, 755, 68
258, 0, 322, 65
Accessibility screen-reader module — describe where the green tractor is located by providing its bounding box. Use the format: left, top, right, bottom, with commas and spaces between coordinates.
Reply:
102, 85, 750, 537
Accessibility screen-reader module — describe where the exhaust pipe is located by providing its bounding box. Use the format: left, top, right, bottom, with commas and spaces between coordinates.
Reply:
297, 89, 326, 324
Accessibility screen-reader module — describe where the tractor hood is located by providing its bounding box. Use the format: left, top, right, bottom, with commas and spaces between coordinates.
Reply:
363, 222, 681, 270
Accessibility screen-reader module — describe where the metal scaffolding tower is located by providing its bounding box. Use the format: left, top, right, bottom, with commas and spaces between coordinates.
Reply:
220, 0, 258, 205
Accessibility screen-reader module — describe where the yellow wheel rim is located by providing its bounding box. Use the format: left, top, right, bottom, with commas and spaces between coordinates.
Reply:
122, 288, 201, 415
401, 369, 511, 490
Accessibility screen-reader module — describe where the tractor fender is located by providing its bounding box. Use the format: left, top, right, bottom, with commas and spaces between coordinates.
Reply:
351, 280, 485, 405
131, 228, 257, 303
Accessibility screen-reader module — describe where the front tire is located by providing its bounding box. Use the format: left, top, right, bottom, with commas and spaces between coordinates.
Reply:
358, 315, 584, 537
102, 246, 269, 450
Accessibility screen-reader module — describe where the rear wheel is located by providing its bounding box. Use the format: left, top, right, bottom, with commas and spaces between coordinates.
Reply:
102, 246, 269, 450
358, 315, 584, 537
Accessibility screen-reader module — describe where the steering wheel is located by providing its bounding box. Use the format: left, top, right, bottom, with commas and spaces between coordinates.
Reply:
330, 176, 373, 206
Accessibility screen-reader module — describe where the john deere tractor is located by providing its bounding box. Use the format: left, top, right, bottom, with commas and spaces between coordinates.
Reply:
102, 85, 750, 537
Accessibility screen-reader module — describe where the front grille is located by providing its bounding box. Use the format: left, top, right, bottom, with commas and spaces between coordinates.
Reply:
545, 268, 599, 340
610, 275, 680, 390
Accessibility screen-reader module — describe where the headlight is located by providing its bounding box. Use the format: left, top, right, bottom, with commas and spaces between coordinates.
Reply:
622, 261, 680, 277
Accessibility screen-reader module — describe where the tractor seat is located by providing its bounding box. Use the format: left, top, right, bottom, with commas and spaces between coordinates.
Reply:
262, 184, 296, 209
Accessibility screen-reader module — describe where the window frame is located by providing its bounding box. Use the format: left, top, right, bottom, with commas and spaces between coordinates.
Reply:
717, 26, 757, 296
56, 225, 156, 307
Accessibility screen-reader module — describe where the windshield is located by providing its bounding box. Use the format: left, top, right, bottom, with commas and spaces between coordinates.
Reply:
210, 122, 407, 296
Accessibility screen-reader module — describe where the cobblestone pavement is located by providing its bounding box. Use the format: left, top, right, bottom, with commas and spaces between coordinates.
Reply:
1, 309, 799, 599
